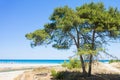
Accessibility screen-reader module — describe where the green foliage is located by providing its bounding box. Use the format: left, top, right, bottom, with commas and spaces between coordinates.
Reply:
77, 44, 104, 55
26, 2, 120, 50
62, 58, 81, 69
51, 69, 65, 79
51, 71, 85, 80
109, 59, 120, 63
51, 69, 58, 77
50, 6, 81, 32
54, 71, 65, 79
25, 29, 50, 47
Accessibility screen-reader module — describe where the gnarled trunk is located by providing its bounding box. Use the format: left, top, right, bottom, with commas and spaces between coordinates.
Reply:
80, 55, 87, 76
88, 30, 95, 76
88, 54, 93, 76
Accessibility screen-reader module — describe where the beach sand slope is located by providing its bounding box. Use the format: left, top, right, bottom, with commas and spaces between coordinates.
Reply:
0, 70, 27, 80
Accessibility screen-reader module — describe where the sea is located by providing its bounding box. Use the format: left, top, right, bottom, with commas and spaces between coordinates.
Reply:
0, 59, 109, 64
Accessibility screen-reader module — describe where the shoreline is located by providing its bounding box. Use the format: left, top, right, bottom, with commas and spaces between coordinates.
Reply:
0, 63, 60, 72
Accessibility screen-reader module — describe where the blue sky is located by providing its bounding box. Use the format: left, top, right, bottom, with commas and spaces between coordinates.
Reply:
0, 0, 120, 59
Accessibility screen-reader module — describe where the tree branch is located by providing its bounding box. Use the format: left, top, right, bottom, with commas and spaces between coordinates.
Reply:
68, 32, 78, 47
75, 27, 80, 48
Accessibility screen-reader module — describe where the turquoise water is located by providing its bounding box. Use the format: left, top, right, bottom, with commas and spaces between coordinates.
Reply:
0, 59, 69, 64
0, 59, 109, 64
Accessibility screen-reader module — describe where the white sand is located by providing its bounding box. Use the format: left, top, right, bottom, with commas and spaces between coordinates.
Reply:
104, 63, 120, 73
0, 63, 60, 68
0, 63, 60, 80
0, 70, 28, 80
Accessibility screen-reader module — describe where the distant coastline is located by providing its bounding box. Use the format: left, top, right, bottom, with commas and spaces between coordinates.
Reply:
0, 59, 110, 64
0, 59, 69, 64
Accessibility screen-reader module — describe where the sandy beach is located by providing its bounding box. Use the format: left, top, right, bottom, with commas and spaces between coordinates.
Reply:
0, 70, 28, 80
0, 62, 120, 80
0, 63, 60, 80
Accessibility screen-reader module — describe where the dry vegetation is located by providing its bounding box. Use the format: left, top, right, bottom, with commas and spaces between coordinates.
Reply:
14, 62, 120, 80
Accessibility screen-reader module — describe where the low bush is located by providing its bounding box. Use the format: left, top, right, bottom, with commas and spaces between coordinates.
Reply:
51, 69, 57, 77
109, 59, 120, 63
62, 58, 81, 69
51, 69, 65, 79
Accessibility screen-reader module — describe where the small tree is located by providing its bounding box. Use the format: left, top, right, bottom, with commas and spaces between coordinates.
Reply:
26, 2, 120, 77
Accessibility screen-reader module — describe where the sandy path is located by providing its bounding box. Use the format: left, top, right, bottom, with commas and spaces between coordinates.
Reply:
0, 70, 29, 80
104, 64, 120, 73
0, 64, 60, 80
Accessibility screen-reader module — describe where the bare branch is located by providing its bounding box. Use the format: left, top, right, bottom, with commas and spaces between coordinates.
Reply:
68, 32, 78, 47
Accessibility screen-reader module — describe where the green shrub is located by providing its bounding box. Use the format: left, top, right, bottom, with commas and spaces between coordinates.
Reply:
51, 71, 83, 80
109, 59, 120, 63
51, 69, 57, 77
62, 58, 81, 69
51, 69, 65, 79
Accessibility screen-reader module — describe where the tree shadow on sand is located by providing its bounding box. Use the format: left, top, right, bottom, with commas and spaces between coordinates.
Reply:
51, 71, 120, 80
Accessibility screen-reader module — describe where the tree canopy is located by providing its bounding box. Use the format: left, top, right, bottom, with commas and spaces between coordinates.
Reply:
26, 2, 120, 76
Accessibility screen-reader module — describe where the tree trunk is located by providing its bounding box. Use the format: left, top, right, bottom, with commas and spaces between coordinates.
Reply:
80, 55, 87, 76
74, 27, 87, 76
88, 30, 95, 76
88, 54, 93, 76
